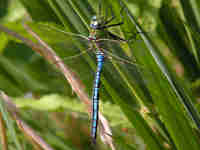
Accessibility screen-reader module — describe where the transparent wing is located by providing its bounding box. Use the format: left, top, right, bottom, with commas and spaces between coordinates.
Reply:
28, 22, 100, 97
28, 22, 152, 105
29, 22, 141, 64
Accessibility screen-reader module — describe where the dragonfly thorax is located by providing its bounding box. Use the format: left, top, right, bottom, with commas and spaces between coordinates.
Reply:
88, 35, 97, 40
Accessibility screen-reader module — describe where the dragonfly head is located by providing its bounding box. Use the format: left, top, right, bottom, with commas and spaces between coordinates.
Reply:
90, 16, 99, 29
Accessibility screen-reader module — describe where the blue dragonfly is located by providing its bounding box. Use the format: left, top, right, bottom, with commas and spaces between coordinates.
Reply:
30, 7, 143, 144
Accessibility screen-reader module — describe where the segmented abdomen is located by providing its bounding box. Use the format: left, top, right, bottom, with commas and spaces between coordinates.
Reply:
91, 50, 104, 143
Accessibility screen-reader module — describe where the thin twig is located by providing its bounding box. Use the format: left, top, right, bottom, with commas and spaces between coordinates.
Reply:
0, 112, 8, 150
0, 25, 43, 53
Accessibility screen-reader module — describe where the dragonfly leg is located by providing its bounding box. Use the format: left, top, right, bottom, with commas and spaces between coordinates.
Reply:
103, 7, 116, 25
99, 22, 124, 29
107, 31, 127, 42
98, 6, 125, 29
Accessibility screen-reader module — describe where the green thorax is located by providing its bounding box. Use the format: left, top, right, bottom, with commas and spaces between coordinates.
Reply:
89, 28, 110, 40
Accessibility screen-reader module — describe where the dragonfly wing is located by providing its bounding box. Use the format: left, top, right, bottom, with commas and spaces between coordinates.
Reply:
28, 21, 152, 106
28, 22, 91, 54
27, 22, 98, 93
96, 31, 154, 87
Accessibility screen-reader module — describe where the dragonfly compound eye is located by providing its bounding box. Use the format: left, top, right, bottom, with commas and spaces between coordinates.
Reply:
90, 16, 99, 29
91, 16, 97, 21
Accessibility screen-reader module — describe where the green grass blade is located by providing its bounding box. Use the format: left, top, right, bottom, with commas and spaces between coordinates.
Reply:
0, 98, 22, 150
124, 4, 200, 150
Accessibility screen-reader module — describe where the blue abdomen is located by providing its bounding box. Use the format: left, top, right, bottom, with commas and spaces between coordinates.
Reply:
91, 51, 104, 142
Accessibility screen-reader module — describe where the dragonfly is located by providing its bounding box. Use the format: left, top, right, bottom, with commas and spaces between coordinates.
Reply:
87, 15, 129, 144
30, 6, 144, 144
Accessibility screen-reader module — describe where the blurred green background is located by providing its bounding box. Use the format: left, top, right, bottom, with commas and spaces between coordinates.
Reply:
1, 0, 200, 150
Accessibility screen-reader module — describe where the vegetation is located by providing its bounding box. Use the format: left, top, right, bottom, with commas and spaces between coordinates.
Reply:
0, 0, 200, 149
